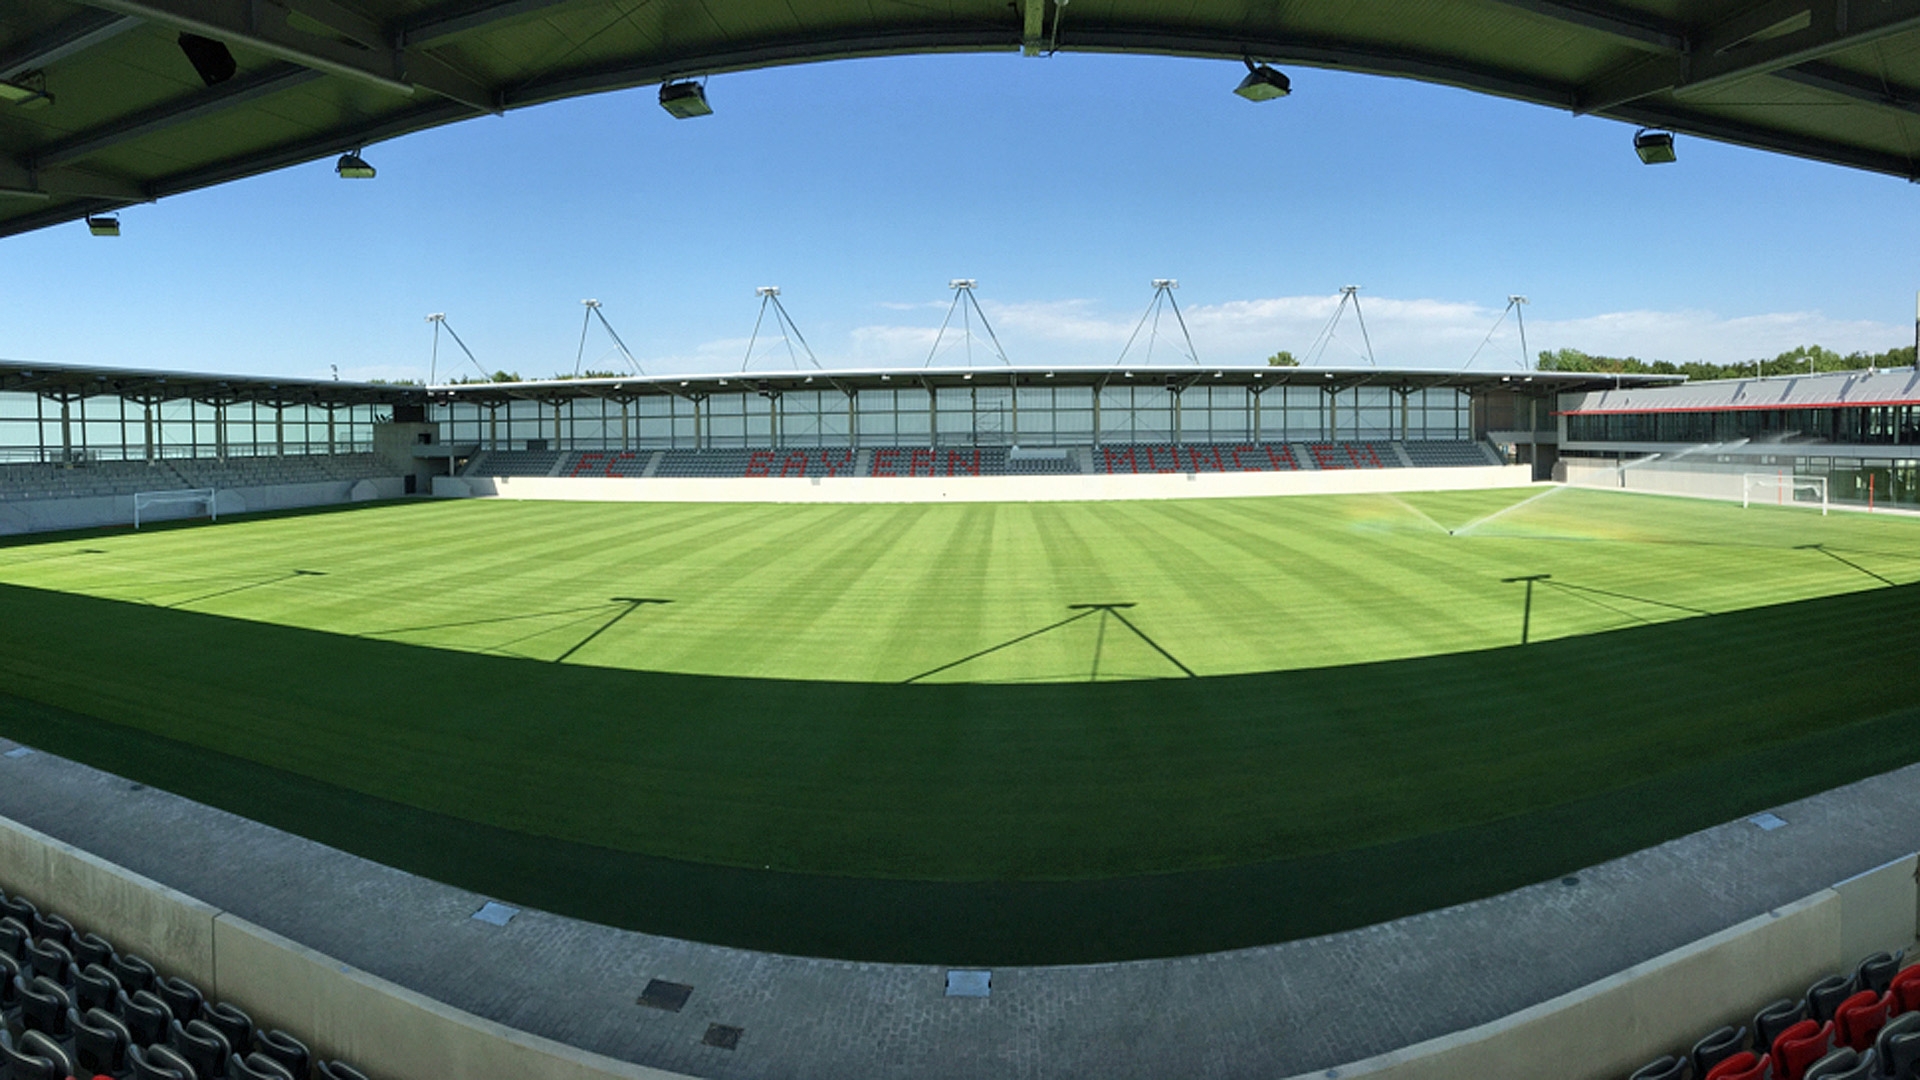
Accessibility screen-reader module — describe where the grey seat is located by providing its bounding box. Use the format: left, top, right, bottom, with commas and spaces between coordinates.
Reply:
316, 1059, 372, 1080
253, 1029, 309, 1079
1878, 1014, 1920, 1067
204, 1001, 252, 1058
3, 1029, 74, 1080
0, 916, 31, 962
0, 894, 38, 925
118, 987, 175, 1047
77, 961, 123, 1012
1758, 998, 1811, 1049
72, 1005, 134, 1077
130, 1041, 197, 1080
1693, 1025, 1747, 1077
171, 1017, 231, 1080
72, 930, 116, 970
1803, 1046, 1871, 1080
16, 974, 71, 1038
1856, 952, 1902, 996
113, 951, 159, 995
1810, 974, 1858, 1022
1886, 1030, 1920, 1080
24, 935, 73, 984
29, 911, 73, 948
228, 1052, 295, 1080
158, 975, 205, 1024
1629, 1054, 1691, 1080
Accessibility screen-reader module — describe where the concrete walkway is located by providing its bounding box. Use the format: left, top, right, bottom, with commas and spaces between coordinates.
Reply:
0, 739, 1913, 1080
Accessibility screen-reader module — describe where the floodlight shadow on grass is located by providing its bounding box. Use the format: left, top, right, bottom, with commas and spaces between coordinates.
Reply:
1797, 544, 1896, 587
553, 598, 671, 664
165, 569, 327, 610
904, 602, 1194, 684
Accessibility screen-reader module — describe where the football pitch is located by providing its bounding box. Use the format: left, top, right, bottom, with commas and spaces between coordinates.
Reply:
1, 486, 1918, 963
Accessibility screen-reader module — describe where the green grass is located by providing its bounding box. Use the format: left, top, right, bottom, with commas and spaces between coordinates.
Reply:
0, 487, 1917, 962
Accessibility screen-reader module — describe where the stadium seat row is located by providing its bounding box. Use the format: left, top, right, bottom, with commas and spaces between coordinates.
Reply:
482, 440, 1504, 480
0, 888, 374, 1080
1628, 952, 1920, 1080
0, 455, 390, 502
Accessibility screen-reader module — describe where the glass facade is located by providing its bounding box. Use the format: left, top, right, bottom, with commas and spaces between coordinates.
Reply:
431, 384, 1474, 451
1566, 405, 1920, 446
0, 391, 381, 463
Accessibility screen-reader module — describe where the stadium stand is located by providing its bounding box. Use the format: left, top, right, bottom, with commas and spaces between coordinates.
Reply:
1624, 952, 1920, 1080
0, 886, 374, 1080
0, 454, 391, 502
468, 450, 566, 477
468, 440, 1509, 480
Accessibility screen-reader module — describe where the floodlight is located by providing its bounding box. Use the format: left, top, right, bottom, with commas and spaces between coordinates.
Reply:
177, 33, 237, 87
1234, 61, 1291, 102
335, 151, 375, 179
1152, 278, 1178, 289
581, 298, 601, 308
757, 286, 780, 297
659, 80, 712, 119
0, 72, 52, 109
963, 372, 973, 380
85, 214, 119, 237
1633, 128, 1676, 164
950, 279, 976, 290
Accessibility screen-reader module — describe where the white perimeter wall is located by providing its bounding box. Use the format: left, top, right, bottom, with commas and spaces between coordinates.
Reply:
437, 464, 1533, 504
0, 477, 407, 536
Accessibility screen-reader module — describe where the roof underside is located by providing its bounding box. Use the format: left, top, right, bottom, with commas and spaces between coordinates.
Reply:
1560, 366, 1920, 412
3, 0, 1920, 238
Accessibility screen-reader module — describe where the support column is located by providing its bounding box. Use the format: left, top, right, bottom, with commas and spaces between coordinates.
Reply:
1010, 378, 1020, 445
58, 398, 72, 463
848, 391, 858, 450
928, 386, 938, 448
1092, 385, 1101, 448
326, 408, 336, 454
275, 407, 285, 456
214, 404, 227, 460
143, 403, 154, 463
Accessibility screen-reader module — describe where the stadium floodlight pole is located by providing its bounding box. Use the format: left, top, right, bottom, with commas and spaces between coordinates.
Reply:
577, 300, 644, 377
426, 313, 489, 383
1501, 574, 1550, 644
1466, 295, 1530, 370
743, 287, 822, 372
1510, 295, 1529, 370
1304, 286, 1375, 367
1116, 279, 1200, 367
926, 279, 1011, 368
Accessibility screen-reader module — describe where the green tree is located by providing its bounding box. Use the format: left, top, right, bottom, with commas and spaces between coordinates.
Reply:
1266, 350, 1299, 367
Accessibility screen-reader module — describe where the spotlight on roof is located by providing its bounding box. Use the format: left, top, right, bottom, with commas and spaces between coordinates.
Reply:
85, 214, 120, 237
659, 80, 712, 119
176, 33, 237, 87
335, 151, 375, 179
1234, 60, 1291, 102
756, 286, 780, 297
1633, 128, 1676, 165
0, 72, 53, 109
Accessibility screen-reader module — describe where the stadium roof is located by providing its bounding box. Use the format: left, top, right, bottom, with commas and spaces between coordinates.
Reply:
0, 357, 1683, 406
429, 364, 1684, 405
0, 356, 424, 406
1559, 365, 1920, 413
6, 0, 1920, 239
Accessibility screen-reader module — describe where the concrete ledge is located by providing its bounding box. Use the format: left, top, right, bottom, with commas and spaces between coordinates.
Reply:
1306, 853, 1919, 1080
0, 812, 219, 988
213, 915, 692, 1080
453, 464, 1533, 504
0, 477, 408, 536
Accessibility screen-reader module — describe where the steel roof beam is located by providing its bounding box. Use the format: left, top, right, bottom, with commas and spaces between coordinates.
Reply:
0, 156, 148, 201
1774, 59, 1920, 114
396, 0, 573, 46
33, 64, 321, 171
0, 9, 140, 79
1479, 0, 1686, 53
72, 0, 502, 114
1577, 0, 1920, 113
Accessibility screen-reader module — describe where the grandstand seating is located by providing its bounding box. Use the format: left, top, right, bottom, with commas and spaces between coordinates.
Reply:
0, 454, 392, 502
463, 439, 1510, 480
1629, 952, 1920, 1080
470, 450, 565, 477
0, 887, 372, 1080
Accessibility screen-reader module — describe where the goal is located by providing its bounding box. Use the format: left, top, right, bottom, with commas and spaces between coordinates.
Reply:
1741, 473, 1828, 515
132, 488, 216, 530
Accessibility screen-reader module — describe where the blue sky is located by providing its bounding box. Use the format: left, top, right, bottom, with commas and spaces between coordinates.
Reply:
2, 51, 1916, 382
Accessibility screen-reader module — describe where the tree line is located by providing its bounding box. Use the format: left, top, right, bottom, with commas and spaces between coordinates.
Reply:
1536, 344, 1916, 380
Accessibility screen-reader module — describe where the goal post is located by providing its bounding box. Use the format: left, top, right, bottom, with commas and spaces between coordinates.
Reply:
132, 488, 216, 530
1741, 473, 1828, 515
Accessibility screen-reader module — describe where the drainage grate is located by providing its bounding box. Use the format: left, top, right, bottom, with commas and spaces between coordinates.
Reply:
945, 970, 991, 998
703, 1023, 743, 1050
637, 979, 693, 1012
470, 901, 518, 926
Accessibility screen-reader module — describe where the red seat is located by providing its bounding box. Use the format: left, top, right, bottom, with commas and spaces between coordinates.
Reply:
1893, 964, 1920, 1014
1771, 1019, 1834, 1080
1834, 989, 1894, 1049
1706, 1051, 1773, 1080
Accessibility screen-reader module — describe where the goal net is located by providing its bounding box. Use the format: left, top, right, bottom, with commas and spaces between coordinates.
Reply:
1742, 473, 1828, 515
133, 488, 216, 530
